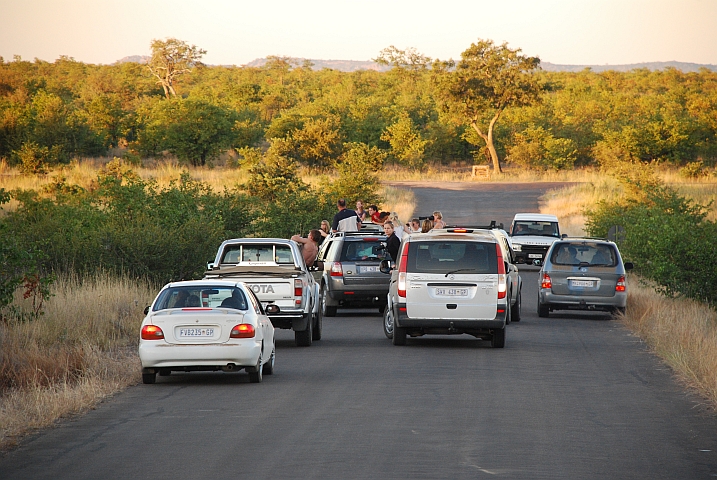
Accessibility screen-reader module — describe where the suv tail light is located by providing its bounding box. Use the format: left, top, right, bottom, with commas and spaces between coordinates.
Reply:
397, 243, 410, 298
230, 324, 255, 338
496, 243, 507, 299
330, 262, 343, 277
541, 273, 552, 289
141, 325, 164, 340
616, 275, 626, 292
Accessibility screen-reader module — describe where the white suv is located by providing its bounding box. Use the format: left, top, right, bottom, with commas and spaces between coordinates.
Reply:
509, 213, 563, 266
380, 228, 511, 348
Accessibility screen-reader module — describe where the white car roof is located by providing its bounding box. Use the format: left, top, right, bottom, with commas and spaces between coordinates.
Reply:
166, 279, 244, 288
513, 213, 559, 222
411, 229, 497, 242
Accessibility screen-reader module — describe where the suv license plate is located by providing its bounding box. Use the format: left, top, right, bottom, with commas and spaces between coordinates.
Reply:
528, 254, 542, 259
360, 266, 379, 273
570, 280, 594, 287
435, 288, 468, 297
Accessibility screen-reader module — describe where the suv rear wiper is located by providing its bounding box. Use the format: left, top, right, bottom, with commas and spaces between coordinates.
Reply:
445, 268, 477, 277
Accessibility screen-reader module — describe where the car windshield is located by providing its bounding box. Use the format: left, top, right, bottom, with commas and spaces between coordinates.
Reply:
221, 244, 294, 264
408, 241, 497, 274
341, 240, 390, 262
512, 221, 559, 238
153, 286, 249, 311
551, 243, 617, 267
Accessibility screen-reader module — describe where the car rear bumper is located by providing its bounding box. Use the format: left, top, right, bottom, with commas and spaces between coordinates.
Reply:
540, 291, 627, 310
139, 341, 261, 369
394, 303, 507, 331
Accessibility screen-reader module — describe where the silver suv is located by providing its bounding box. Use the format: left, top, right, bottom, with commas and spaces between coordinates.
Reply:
316, 231, 391, 316
380, 228, 511, 347
538, 238, 634, 316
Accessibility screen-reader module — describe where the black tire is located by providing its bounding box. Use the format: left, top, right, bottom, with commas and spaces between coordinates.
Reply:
511, 289, 522, 322
295, 315, 313, 347
538, 300, 549, 318
159, 368, 171, 376
312, 302, 323, 341
383, 306, 394, 339
263, 347, 275, 376
248, 357, 263, 383
142, 372, 156, 384
392, 325, 407, 346
321, 286, 337, 317
491, 327, 506, 348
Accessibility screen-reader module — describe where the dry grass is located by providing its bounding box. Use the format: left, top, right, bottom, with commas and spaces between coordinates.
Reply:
0, 273, 156, 450
621, 279, 717, 410
379, 185, 416, 226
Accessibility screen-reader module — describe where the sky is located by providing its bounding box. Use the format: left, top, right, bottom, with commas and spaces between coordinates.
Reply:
1, 0, 717, 66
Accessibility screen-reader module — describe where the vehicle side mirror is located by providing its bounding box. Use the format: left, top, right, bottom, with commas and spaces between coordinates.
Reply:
144, 305, 150, 315
207, 262, 215, 270
561, 234, 567, 239
624, 262, 634, 271
265, 304, 280, 314
379, 259, 393, 274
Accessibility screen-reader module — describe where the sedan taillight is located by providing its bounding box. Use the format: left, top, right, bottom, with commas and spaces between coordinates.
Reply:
230, 324, 255, 338
141, 325, 164, 340
616, 275, 626, 292
541, 273, 552, 289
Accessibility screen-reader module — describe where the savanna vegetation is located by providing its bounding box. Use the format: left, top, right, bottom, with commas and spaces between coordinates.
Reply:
1, 37, 717, 448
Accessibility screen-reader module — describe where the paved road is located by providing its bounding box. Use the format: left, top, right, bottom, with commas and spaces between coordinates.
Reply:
2, 183, 716, 479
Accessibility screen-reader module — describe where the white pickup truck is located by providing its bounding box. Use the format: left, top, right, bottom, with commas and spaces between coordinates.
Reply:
509, 213, 564, 266
205, 238, 321, 347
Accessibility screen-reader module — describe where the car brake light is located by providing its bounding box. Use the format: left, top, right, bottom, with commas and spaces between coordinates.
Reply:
541, 273, 552, 289
141, 325, 164, 340
294, 278, 303, 297
330, 262, 343, 277
397, 243, 410, 298
230, 324, 255, 338
496, 243, 507, 299
616, 275, 626, 292
363, 237, 378, 241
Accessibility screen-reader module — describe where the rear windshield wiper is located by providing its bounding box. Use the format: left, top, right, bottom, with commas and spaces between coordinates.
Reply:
445, 268, 477, 277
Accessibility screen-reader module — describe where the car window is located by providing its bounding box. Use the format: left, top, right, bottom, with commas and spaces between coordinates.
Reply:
246, 288, 263, 314
551, 243, 617, 267
341, 240, 390, 262
512, 221, 559, 237
318, 241, 332, 261
408, 241, 497, 274
221, 244, 295, 264
153, 286, 249, 311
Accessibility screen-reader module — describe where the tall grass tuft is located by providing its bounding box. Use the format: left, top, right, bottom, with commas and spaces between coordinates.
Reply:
622, 279, 717, 409
0, 273, 156, 449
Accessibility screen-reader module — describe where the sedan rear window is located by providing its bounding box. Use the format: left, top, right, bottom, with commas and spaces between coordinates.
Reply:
408, 241, 498, 274
154, 286, 249, 311
551, 242, 617, 267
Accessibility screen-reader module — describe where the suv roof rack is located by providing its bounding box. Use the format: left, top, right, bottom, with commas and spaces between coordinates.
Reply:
446, 221, 504, 230
330, 231, 386, 238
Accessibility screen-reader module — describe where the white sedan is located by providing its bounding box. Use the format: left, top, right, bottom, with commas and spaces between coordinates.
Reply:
139, 280, 277, 384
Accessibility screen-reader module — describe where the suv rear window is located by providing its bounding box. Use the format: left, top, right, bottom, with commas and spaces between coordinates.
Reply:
407, 241, 498, 274
340, 240, 390, 262
551, 242, 617, 267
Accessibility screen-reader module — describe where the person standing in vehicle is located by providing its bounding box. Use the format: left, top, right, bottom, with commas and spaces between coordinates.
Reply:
383, 221, 401, 262
433, 211, 446, 229
291, 230, 321, 267
332, 198, 360, 232
319, 220, 331, 243
389, 212, 404, 239
355, 200, 368, 222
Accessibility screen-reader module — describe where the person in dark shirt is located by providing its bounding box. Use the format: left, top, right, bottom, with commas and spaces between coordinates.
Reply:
332, 198, 360, 232
383, 221, 401, 262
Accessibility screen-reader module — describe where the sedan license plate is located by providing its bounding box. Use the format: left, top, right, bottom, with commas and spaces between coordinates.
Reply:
528, 254, 543, 259
360, 265, 379, 273
179, 328, 215, 338
435, 287, 468, 297
570, 280, 594, 288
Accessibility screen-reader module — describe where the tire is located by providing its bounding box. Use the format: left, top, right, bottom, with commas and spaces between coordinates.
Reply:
248, 357, 263, 383
142, 372, 156, 384
295, 315, 313, 347
263, 347, 275, 376
491, 327, 506, 348
392, 325, 407, 346
321, 286, 337, 317
538, 300, 549, 318
312, 300, 323, 341
383, 306, 394, 339
511, 289, 522, 322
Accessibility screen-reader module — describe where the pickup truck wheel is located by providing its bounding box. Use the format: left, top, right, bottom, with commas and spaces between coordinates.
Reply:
295, 316, 313, 347
538, 300, 549, 318
312, 305, 322, 341
511, 289, 522, 322
248, 356, 263, 383
491, 327, 506, 348
383, 306, 394, 339
142, 371, 156, 384
392, 325, 406, 346
321, 287, 337, 317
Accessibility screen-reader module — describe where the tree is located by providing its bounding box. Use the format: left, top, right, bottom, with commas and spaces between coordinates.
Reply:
434, 39, 543, 172
148, 38, 206, 98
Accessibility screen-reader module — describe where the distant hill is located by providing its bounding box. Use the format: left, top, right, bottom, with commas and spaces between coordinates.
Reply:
115, 55, 717, 73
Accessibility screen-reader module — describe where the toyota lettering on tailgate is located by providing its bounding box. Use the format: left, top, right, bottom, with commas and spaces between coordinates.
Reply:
249, 284, 276, 294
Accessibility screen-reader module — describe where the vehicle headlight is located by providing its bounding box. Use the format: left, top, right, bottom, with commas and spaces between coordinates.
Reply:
513, 244, 522, 252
